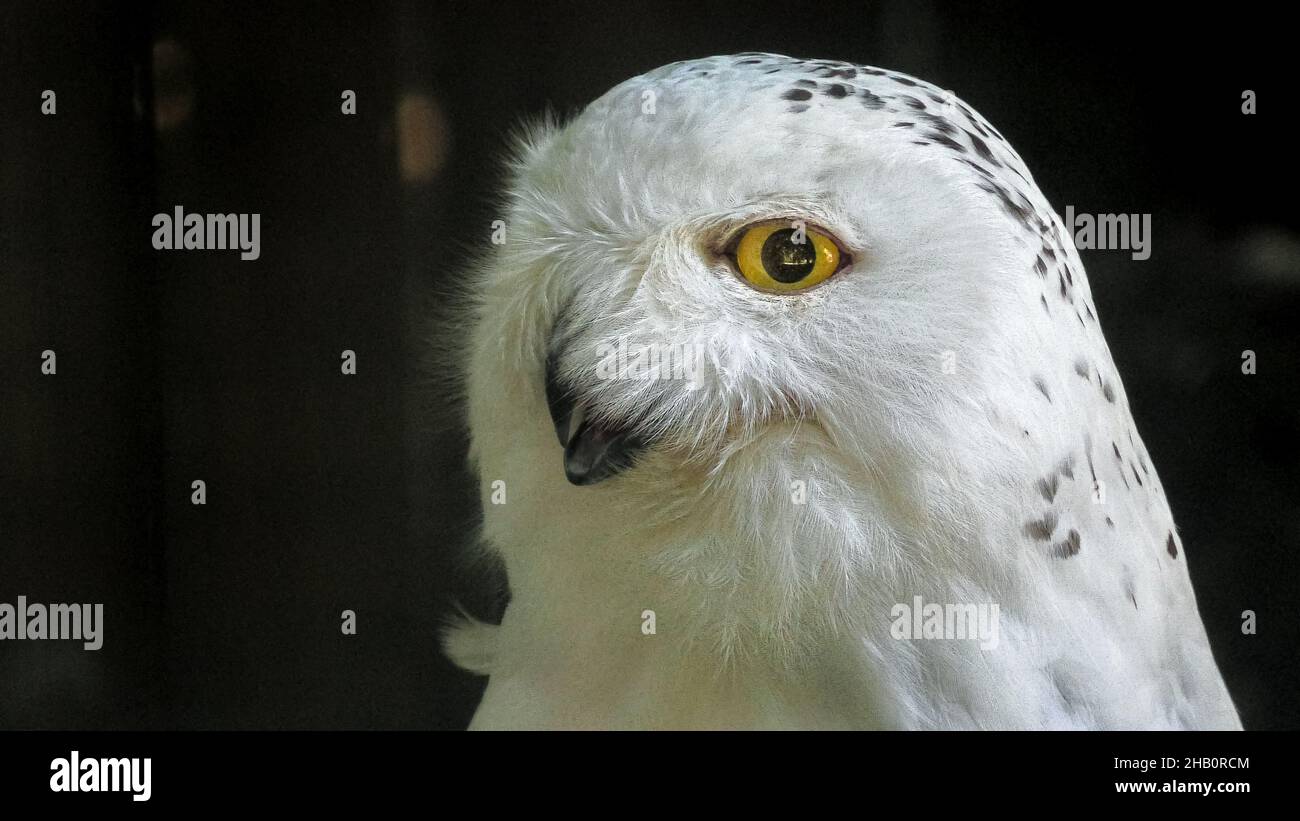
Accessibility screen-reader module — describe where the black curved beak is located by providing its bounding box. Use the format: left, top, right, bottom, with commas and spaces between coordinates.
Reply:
545, 354, 648, 486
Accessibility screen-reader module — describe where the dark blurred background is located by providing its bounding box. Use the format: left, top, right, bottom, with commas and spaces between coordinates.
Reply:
0, 1, 1295, 730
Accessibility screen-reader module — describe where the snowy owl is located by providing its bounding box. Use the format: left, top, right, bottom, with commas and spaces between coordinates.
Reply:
446, 54, 1241, 730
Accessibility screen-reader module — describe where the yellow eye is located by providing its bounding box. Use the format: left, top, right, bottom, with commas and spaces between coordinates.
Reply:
731, 221, 845, 292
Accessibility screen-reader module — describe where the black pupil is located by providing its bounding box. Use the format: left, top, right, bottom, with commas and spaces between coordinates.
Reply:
760, 228, 817, 283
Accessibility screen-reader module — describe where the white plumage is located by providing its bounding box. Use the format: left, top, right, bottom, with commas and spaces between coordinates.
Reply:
446, 54, 1241, 729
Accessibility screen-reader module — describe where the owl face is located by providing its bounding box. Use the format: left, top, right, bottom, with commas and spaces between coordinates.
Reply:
468, 54, 1054, 499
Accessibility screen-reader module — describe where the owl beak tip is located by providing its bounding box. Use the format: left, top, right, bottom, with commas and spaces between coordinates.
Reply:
545, 354, 648, 486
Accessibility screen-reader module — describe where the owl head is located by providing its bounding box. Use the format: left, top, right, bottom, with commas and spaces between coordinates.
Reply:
458, 54, 1120, 662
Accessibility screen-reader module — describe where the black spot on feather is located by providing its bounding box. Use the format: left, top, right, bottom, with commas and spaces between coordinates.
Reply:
977, 180, 1033, 227
860, 89, 886, 109
1037, 475, 1059, 502
1024, 512, 1058, 541
919, 113, 958, 135
1051, 529, 1081, 559
1058, 456, 1075, 479
966, 130, 1000, 166
928, 132, 966, 152
1032, 376, 1051, 402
